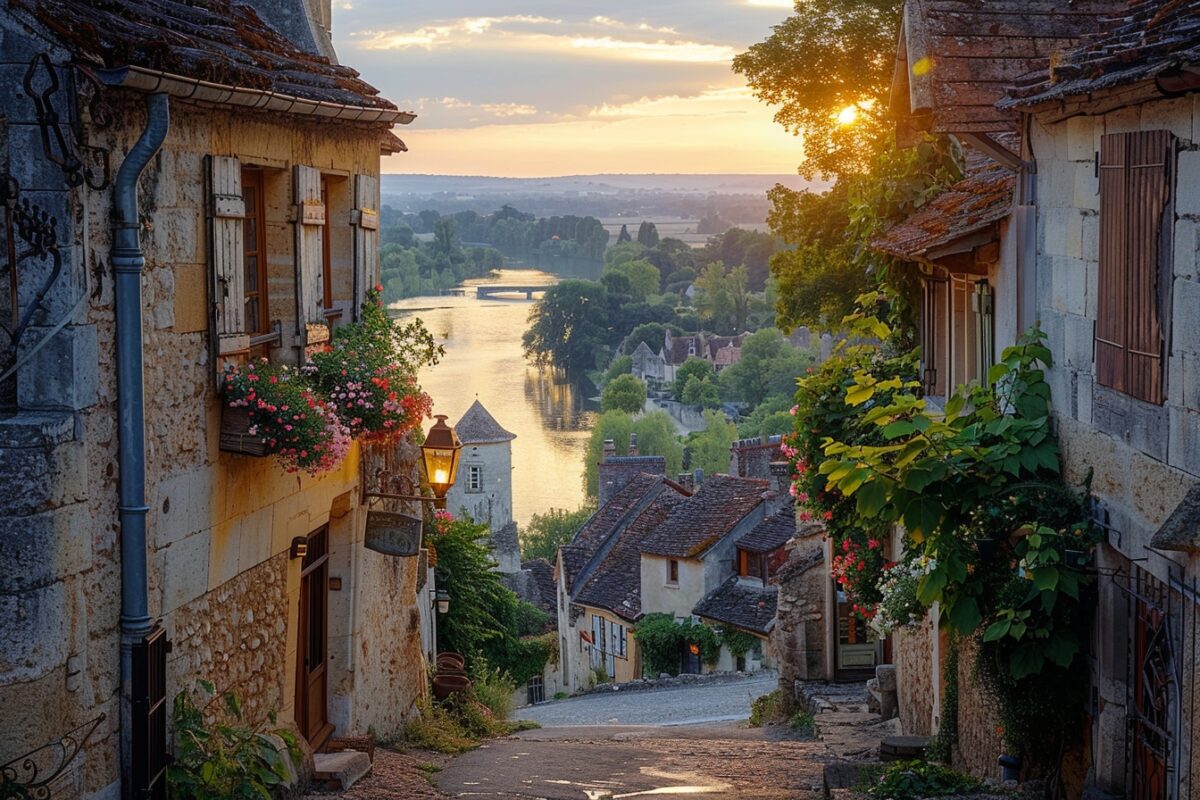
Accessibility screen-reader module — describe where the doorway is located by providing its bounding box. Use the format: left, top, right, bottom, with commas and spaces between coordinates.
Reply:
296, 526, 334, 751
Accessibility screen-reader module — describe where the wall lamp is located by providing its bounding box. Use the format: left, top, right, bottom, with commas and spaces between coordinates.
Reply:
362, 414, 462, 509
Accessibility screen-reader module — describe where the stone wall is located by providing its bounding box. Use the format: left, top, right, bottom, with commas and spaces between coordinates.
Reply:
894, 616, 935, 736
772, 521, 830, 705
950, 638, 1003, 780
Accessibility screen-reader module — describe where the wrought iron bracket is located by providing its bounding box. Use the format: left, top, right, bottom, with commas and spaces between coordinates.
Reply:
362, 490, 446, 509
24, 53, 110, 190
0, 714, 106, 799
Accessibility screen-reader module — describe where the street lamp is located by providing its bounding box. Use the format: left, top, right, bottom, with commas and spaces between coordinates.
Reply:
421, 414, 462, 505
433, 588, 450, 615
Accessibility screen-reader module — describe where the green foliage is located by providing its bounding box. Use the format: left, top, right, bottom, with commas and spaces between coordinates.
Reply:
717, 328, 815, 407
694, 262, 751, 334
167, 682, 297, 800
601, 374, 648, 414
686, 410, 738, 478
402, 696, 482, 754
681, 375, 721, 409
637, 221, 660, 247
523, 279, 610, 373
521, 505, 596, 562
617, 223, 632, 244
863, 760, 984, 800
673, 357, 715, 402
633, 614, 721, 676
927, 635, 959, 763
733, 0, 900, 180
717, 625, 760, 659
694, 227, 780, 293
604, 355, 633, 383
605, 259, 661, 302
468, 659, 517, 720
788, 710, 816, 738
623, 323, 675, 356
748, 690, 785, 727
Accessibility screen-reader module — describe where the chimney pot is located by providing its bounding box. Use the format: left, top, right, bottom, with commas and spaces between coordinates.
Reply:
628, 433, 639, 457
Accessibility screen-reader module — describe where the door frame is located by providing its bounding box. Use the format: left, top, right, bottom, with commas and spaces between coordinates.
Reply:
296, 526, 334, 751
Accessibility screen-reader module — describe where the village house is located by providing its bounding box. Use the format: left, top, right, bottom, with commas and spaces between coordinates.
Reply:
0, 0, 433, 796
773, 1, 1200, 795
659, 328, 750, 383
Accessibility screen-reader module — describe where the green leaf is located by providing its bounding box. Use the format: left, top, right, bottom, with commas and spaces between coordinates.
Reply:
855, 478, 888, 518
1033, 566, 1059, 591
917, 571, 947, 605
882, 420, 918, 439
1010, 621, 1028, 639
987, 363, 1011, 385
1008, 643, 1045, 680
983, 620, 1011, 642
947, 597, 981, 633
944, 394, 965, 418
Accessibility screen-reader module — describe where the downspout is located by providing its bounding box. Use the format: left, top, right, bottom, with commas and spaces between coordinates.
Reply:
112, 92, 169, 797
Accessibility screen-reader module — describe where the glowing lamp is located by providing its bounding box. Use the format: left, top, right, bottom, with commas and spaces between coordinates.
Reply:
434, 588, 451, 615
421, 414, 462, 500
688, 643, 701, 656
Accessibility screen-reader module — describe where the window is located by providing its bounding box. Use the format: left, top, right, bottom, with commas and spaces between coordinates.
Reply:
466, 465, 483, 492
738, 549, 764, 580
1096, 129, 1174, 405
241, 168, 270, 336
667, 559, 679, 585
527, 675, 545, 705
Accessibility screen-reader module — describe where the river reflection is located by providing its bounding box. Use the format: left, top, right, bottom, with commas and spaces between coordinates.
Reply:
391, 269, 597, 527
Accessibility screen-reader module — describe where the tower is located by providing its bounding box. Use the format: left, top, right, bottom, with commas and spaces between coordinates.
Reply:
444, 400, 520, 573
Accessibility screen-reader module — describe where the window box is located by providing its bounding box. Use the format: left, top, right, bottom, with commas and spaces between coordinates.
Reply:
219, 404, 269, 456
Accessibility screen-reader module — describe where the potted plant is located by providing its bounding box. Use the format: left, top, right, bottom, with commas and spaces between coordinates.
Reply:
308, 286, 438, 441
222, 358, 351, 475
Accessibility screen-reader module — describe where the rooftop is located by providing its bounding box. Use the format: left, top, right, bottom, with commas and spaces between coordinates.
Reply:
890, 0, 1118, 137
455, 400, 517, 445
561, 473, 665, 591
736, 506, 795, 554
12, 0, 405, 118
1003, 0, 1200, 108
693, 577, 778, 636
640, 474, 769, 559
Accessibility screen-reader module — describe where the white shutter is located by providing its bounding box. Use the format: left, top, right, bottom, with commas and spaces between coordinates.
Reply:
207, 155, 247, 356
351, 173, 379, 319
293, 164, 325, 325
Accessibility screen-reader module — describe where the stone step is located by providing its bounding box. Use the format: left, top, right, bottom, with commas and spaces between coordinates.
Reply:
313, 751, 372, 791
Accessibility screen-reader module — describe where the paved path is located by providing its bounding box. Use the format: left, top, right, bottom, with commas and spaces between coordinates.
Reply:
513, 674, 778, 728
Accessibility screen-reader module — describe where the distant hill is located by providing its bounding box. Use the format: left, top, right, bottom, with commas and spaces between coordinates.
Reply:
381, 173, 820, 197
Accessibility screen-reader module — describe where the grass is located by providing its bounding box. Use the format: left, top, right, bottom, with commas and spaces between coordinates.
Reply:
788, 710, 816, 738
748, 690, 785, 727
553, 691, 569, 701
402, 666, 540, 754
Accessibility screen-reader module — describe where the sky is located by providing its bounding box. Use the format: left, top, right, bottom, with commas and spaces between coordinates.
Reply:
330, 1, 805, 177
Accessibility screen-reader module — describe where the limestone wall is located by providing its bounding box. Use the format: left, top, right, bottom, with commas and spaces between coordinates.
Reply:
771, 522, 830, 702
894, 617, 935, 736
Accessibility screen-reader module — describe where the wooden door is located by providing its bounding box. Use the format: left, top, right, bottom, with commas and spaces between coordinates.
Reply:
1131, 601, 1171, 800
296, 527, 334, 751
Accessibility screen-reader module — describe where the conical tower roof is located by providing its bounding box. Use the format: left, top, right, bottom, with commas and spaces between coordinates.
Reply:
455, 400, 517, 444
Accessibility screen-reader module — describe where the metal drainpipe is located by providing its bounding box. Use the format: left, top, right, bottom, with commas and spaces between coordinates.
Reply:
112, 92, 169, 797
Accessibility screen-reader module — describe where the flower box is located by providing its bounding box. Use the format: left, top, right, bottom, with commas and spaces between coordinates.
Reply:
219, 404, 269, 456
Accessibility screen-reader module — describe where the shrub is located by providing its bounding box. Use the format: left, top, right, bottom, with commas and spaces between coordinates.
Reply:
788, 710, 815, 738
633, 614, 720, 677
403, 696, 477, 754
862, 760, 983, 799
167, 681, 297, 800
469, 660, 516, 721
748, 690, 784, 727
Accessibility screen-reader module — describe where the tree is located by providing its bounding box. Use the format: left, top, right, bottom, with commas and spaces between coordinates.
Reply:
521, 506, 596, 561
673, 357, 714, 401
583, 410, 684, 496
602, 374, 648, 414
719, 328, 815, 407
633, 411, 684, 477
523, 280, 609, 373
687, 410, 738, 477
618, 224, 632, 243
605, 355, 633, 382
606, 259, 660, 302
682, 375, 720, 409
636, 221, 660, 247
732, 0, 901, 179
694, 263, 751, 334
606, 241, 646, 267
433, 218, 456, 256
695, 228, 779, 292
623, 322, 674, 355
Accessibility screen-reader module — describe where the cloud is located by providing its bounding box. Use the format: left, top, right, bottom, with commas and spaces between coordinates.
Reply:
590, 16, 679, 35
745, 0, 794, 7
428, 96, 540, 118
568, 37, 734, 63
353, 15, 561, 50
589, 86, 754, 118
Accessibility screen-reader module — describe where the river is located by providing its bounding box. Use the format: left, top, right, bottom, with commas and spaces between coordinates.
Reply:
391, 268, 596, 528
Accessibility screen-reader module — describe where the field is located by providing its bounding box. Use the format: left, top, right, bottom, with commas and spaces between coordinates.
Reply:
599, 218, 771, 248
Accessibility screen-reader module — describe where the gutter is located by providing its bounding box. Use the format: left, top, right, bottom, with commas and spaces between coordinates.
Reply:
112, 92, 169, 798
96, 65, 416, 125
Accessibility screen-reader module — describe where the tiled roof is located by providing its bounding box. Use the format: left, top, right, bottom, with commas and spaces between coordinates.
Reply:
737, 506, 795, 554
13, 0, 399, 113
640, 475, 769, 558
891, 0, 1119, 135
1003, 0, 1200, 107
561, 473, 664, 590
871, 152, 1015, 263
574, 491, 686, 621
455, 400, 516, 444
693, 577, 778, 635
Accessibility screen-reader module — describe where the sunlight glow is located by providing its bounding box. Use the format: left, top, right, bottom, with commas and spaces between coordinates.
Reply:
837, 105, 859, 126
912, 56, 935, 76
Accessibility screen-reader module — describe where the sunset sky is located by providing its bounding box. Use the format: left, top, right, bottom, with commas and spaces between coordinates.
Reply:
330, 1, 804, 176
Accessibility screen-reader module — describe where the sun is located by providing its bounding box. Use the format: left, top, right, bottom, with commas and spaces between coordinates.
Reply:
836, 105, 859, 126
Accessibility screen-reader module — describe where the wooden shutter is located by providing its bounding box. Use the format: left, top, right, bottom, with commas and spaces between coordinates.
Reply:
294, 165, 326, 324
207, 155, 247, 356
351, 174, 379, 319
1096, 130, 1172, 404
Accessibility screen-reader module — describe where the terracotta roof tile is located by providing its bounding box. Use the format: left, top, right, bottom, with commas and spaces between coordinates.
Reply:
871, 152, 1015, 262
561, 473, 665, 590
13, 0, 398, 112
693, 577, 778, 635
1003, 0, 1200, 107
737, 506, 795, 554
640, 475, 769, 558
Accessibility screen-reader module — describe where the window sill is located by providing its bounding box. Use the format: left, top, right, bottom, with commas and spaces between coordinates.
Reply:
664, 582, 679, 588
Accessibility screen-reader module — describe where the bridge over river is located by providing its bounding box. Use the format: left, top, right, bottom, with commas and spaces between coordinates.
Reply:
446, 284, 553, 299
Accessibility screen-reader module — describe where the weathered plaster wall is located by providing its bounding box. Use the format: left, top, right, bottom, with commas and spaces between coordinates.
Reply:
444, 439, 519, 573
641, 555, 706, 620
894, 616, 935, 737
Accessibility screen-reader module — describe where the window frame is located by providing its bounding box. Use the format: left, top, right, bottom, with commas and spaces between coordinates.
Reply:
241, 167, 271, 337
667, 559, 679, 586
466, 464, 483, 493
321, 176, 334, 314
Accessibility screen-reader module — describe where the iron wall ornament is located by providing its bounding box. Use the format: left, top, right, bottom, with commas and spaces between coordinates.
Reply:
0, 715, 105, 800
24, 53, 111, 191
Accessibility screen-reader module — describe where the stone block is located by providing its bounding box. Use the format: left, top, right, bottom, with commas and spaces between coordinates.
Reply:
1065, 210, 1084, 259
1074, 161, 1099, 210
1051, 256, 1087, 316
1082, 213, 1100, 263
1141, 96, 1194, 142
7, 122, 70, 192
17, 324, 98, 411
161, 528, 212, 614
1173, 218, 1198, 280
173, 263, 210, 333
1172, 278, 1200, 355
153, 467, 217, 550
1179, 151, 1200, 217
0, 580, 68, 683
1042, 208, 1070, 256
1063, 311, 1094, 369
1168, 406, 1200, 477
0, 503, 91, 593
1066, 116, 1096, 162
0, 411, 75, 449
237, 504, 273, 574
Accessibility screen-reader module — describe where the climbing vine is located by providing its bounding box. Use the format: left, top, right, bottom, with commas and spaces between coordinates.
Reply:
633, 614, 721, 676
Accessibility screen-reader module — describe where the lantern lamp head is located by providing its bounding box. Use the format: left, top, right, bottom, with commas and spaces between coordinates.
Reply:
421, 414, 462, 500
434, 588, 450, 615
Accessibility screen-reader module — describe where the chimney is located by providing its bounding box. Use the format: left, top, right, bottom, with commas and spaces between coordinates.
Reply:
693, 468, 705, 486
767, 462, 791, 514
602, 439, 616, 461
677, 472, 695, 493
628, 433, 639, 457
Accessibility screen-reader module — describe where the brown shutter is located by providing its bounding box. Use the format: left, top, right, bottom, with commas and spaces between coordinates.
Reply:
1095, 130, 1172, 404
293, 165, 329, 354
206, 156, 248, 361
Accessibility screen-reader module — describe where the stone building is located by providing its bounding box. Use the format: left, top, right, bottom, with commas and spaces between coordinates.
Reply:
443, 399, 520, 573
0, 1, 430, 796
